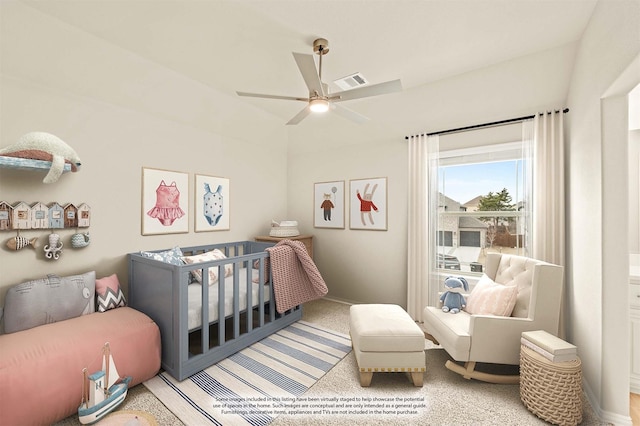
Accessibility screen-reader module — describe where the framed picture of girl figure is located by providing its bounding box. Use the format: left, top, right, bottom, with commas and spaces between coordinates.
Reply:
314, 181, 345, 229
142, 167, 189, 235
349, 177, 387, 231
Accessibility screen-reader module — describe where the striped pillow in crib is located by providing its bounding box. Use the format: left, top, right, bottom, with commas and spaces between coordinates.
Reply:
181, 249, 233, 285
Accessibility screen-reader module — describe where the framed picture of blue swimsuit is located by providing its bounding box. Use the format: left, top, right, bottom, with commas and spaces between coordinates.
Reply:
195, 174, 230, 232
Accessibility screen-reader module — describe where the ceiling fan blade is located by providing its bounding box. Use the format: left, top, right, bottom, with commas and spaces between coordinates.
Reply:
286, 106, 312, 125
331, 103, 370, 124
331, 79, 402, 102
236, 91, 308, 102
292, 52, 324, 96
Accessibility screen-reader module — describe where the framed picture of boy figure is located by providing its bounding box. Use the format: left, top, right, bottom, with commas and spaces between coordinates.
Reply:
314, 181, 345, 229
349, 177, 387, 231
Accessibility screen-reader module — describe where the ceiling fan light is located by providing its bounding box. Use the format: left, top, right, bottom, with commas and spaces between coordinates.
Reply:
309, 98, 330, 113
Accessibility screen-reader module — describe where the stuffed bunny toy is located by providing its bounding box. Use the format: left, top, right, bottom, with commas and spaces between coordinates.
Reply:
440, 276, 469, 314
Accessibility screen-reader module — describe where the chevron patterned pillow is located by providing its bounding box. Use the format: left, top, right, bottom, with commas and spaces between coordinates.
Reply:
95, 274, 127, 312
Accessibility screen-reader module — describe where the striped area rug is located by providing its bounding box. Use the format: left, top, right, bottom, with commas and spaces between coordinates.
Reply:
144, 321, 351, 426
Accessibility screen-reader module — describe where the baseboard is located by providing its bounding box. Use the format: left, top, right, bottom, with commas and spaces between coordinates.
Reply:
583, 379, 633, 425
600, 410, 633, 425
322, 296, 355, 306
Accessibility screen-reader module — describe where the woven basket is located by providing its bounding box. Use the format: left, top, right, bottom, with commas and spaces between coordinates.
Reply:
269, 220, 300, 238
520, 345, 583, 426
269, 227, 300, 237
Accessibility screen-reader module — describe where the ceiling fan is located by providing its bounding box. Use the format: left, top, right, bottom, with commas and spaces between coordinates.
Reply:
236, 38, 402, 125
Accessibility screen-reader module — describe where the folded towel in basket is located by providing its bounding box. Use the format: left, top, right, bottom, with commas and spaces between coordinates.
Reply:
266, 240, 328, 313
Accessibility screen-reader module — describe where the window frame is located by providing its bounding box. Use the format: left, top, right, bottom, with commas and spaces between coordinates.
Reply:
432, 141, 530, 278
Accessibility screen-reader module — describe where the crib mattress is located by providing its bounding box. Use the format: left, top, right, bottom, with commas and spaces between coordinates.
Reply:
187, 267, 270, 330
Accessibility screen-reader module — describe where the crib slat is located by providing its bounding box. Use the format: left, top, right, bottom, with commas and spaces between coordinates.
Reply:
232, 263, 240, 339
246, 265, 253, 333
268, 263, 276, 322
178, 269, 189, 371
218, 267, 225, 347
201, 269, 210, 353
258, 257, 265, 327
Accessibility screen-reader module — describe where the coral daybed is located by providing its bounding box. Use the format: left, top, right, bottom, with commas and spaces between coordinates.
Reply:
0, 272, 161, 426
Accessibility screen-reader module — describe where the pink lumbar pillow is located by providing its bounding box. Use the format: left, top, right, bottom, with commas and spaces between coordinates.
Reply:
465, 275, 518, 316
95, 274, 126, 312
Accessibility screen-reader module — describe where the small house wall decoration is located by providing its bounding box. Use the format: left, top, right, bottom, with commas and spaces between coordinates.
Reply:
64, 203, 78, 228
30, 202, 49, 229
77, 203, 91, 227
12, 202, 31, 229
0, 202, 12, 230
0, 201, 91, 231
48, 203, 64, 229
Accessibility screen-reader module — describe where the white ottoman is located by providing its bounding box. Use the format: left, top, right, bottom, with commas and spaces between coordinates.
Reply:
350, 304, 426, 387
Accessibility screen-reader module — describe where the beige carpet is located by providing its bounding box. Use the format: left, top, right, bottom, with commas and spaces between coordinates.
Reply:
97, 410, 158, 426
55, 298, 607, 425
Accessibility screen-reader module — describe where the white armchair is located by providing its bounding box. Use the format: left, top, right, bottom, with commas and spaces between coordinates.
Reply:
423, 253, 564, 384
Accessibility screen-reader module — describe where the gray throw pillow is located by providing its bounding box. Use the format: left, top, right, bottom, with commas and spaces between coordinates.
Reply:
3, 271, 96, 334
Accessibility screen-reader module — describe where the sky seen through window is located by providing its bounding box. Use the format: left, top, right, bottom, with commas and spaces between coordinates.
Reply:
439, 160, 523, 206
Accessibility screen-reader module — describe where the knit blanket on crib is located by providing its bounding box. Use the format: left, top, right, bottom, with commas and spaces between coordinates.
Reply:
266, 240, 328, 313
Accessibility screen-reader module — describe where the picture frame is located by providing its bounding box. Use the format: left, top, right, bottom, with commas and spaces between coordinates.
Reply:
349, 177, 388, 231
194, 174, 230, 232
142, 167, 189, 235
313, 180, 345, 229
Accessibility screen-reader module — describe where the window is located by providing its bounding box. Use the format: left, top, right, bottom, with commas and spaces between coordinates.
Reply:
407, 115, 562, 314
433, 141, 530, 275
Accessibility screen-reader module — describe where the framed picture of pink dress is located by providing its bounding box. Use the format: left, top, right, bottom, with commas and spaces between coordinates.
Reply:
142, 167, 189, 235
349, 177, 388, 231
195, 174, 230, 232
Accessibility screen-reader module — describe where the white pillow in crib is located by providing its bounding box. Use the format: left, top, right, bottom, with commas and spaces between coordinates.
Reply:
181, 249, 233, 285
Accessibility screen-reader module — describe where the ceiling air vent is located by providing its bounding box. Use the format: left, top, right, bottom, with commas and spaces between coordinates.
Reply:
333, 72, 369, 91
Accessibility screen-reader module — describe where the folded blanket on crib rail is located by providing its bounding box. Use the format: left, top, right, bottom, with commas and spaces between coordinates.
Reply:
266, 240, 328, 313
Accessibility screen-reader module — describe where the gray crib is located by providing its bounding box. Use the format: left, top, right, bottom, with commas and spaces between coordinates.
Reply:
128, 240, 302, 381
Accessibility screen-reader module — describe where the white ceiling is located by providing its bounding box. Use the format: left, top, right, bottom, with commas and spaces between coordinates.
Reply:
20, 0, 598, 124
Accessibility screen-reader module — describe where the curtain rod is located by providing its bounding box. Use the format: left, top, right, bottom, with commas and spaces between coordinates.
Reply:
404, 108, 569, 139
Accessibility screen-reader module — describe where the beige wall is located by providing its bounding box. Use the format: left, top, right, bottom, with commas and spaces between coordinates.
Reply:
630, 129, 640, 254
0, 3, 289, 311
566, 0, 640, 422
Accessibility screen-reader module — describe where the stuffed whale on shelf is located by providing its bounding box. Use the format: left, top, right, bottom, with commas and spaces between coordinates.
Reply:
0, 132, 81, 183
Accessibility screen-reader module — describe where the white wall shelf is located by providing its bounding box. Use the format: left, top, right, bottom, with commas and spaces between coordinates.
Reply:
0, 156, 71, 173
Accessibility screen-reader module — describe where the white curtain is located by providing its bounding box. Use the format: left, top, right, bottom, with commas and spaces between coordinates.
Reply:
407, 134, 439, 321
530, 111, 566, 337
532, 111, 565, 266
